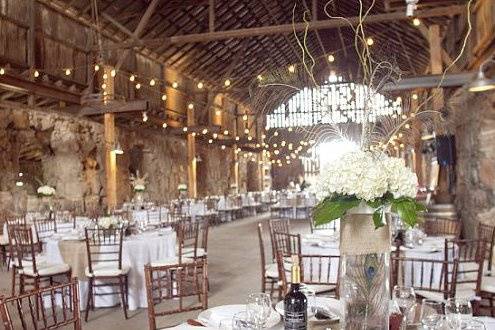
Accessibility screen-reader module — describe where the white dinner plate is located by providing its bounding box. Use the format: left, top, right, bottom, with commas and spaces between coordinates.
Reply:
275, 297, 342, 320
197, 304, 280, 329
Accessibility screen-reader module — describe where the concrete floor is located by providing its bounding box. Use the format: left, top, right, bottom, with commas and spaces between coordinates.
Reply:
0, 214, 310, 329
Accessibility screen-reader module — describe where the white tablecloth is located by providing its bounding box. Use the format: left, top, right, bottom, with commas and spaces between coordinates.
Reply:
44, 229, 176, 310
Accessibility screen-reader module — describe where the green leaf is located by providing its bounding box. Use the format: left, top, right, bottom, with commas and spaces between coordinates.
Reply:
367, 199, 383, 209
313, 196, 360, 226
391, 198, 423, 228
373, 209, 385, 229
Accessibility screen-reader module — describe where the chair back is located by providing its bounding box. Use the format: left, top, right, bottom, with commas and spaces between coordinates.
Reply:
445, 238, 485, 288
390, 255, 458, 300
8, 225, 39, 275
477, 223, 495, 271
144, 260, 207, 329
34, 218, 57, 242
268, 219, 290, 259
84, 227, 124, 275
257, 223, 268, 281
272, 231, 301, 256
0, 278, 81, 330
424, 218, 462, 238
176, 219, 209, 259
276, 252, 340, 296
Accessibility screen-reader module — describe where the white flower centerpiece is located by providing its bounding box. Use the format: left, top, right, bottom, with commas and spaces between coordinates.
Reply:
177, 183, 188, 198
37, 185, 56, 197
130, 171, 148, 205
97, 216, 121, 230
312, 149, 424, 329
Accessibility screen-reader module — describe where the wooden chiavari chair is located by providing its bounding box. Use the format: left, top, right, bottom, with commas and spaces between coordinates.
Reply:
0, 278, 81, 330
478, 223, 495, 273
444, 238, 485, 300
268, 219, 290, 260
144, 260, 208, 330
9, 225, 71, 296
256, 223, 278, 298
390, 255, 459, 302
33, 218, 57, 246
424, 217, 462, 238
276, 251, 340, 297
272, 231, 301, 257
84, 227, 129, 321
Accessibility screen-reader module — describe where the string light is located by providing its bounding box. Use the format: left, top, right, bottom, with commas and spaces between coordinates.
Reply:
208, 139, 213, 144
101, 83, 107, 89
412, 93, 418, 100
398, 133, 404, 138
103, 73, 108, 79
192, 132, 196, 137
235, 136, 240, 141
0, 68, 4, 75
162, 122, 167, 128
34, 70, 40, 78
366, 37, 374, 46
172, 81, 179, 88
261, 134, 266, 139
244, 128, 249, 134
257, 74, 263, 81
247, 136, 252, 141
288, 127, 293, 132
202, 128, 208, 134
213, 133, 218, 139
223, 130, 229, 135
161, 94, 167, 101
215, 110, 222, 116
142, 112, 148, 122
221, 145, 226, 150
183, 127, 188, 132
273, 131, 279, 136
405, 123, 411, 129
135, 83, 141, 89
274, 150, 280, 155
288, 65, 296, 73
129, 75, 135, 82
149, 79, 156, 86
187, 103, 194, 110
242, 114, 248, 121
328, 54, 335, 62
65, 68, 71, 76
94, 64, 100, 71
412, 18, 421, 26
197, 82, 204, 89
224, 79, 231, 87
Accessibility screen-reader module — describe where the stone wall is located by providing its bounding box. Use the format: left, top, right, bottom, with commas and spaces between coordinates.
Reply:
0, 107, 231, 211
451, 90, 495, 238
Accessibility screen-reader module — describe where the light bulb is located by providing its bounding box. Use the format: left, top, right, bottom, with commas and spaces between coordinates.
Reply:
235, 136, 240, 141
208, 139, 213, 144
412, 93, 418, 100
328, 54, 335, 62
65, 68, 71, 76
366, 37, 374, 46
0, 68, 4, 75
110, 69, 116, 77
257, 74, 263, 81
161, 94, 167, 101
192, 132, 196, 137
149, 79, 156, 86
224, 79, 231, 87
34, 70, 40, 78
103, 73, 108, 80
288, 65, 295, 73
94, 64, 100, 71
274, 131, 279, 136
221, 145, 226, 150
183, 127, 188, 132
405, 123, 411, 129
244, 128, 249, 134
202, 128, 208, 134
197, 82, 204, 89
413, 18, 421, 26
223, 130, 229, 135
162, 122, 167, 128
215, 110, 222, 116
101, 83, 107, 89
135, 83, 141, 89
172, 81, 178, 88
129, 75, 135, 82
247, 136, 252, 141
188, 103, 194, 110
288, 127, 293, 132
213, 133, 218, 139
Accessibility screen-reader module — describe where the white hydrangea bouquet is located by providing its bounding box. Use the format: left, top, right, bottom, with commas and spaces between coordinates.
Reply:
177, 183, 188, 192
37, 185, 56, 197
313, 150, 424, 229
130, 171, 147, 192
98, 216, 121, 229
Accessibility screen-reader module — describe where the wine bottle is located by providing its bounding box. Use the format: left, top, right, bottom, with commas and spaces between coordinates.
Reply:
284, 255, 307, 330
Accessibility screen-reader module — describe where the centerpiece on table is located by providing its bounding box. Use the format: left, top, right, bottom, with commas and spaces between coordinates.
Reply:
97, 216, 122, 230
37, 183, 56, 212
312, 150, 425, 329
177, 183, 188, 199
130, 171, 148, 206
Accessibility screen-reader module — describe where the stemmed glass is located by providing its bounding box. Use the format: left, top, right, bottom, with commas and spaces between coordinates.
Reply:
232, 311, 257, 330
246, 293, 271, 329
445, 298, 473, 329
392, 286, 416, 329
420, 299, 444, 329
300, 285, 317, 318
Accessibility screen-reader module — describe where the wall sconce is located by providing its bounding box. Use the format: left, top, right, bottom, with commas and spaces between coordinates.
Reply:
468, 58, 495, 92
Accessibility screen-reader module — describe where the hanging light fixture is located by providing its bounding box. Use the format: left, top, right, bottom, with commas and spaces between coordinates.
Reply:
468, 58, 495, 92
113, 142, 124, 155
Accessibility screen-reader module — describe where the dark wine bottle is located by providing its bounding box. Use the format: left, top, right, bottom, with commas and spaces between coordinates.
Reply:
284, 255, 307, 330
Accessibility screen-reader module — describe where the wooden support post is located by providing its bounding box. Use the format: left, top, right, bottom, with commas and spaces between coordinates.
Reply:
27, 0, 36, 106
187, 106, 197, 198
102, 66, 118, 211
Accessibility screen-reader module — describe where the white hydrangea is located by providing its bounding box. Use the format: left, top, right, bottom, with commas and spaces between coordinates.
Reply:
313, 150, 418, 201
98, 216, 120, 229
37, 185, 56, 196
134, 184, 145, 192
177, 183, 188, 191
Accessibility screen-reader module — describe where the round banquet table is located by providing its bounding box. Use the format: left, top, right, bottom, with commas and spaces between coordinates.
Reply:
44, 229, 176, 310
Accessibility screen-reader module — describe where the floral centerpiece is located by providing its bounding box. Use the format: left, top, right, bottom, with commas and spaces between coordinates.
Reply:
97, 216, 121, 230
37, 185, 56, 197
312, 150, 424, 329
177, 183, 188, 192
130, 171, 148, 204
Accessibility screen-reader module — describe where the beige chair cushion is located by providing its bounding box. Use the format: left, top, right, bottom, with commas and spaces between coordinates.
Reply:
416, 284, 476, 302
85, 263, 130, 277
150, 257, 194, 267
182, 247, 207, 258
22, 262, 70, 277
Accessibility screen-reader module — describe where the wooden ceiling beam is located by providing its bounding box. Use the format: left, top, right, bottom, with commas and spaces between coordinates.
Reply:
79, 100, 149, 116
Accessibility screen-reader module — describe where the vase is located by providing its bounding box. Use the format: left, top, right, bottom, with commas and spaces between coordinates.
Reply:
39, 196, 53, 215
134, 191, 145, 207
339, 203, 391, 330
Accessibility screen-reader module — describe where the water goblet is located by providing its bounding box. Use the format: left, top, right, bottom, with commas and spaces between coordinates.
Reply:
445, 298, 473, 329
461, 319, 486, 329
392, 285, 416, 329
421, 299, 444, 329
232, 311, 257, 330
246, 292, 271, 328
300, 285, 317, 318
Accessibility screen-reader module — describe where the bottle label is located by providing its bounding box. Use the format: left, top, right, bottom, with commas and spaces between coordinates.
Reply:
284, 311, 307, 330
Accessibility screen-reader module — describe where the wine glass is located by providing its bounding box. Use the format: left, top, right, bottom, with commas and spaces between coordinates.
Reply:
461, 319, 486, 329
232, 311, 257, 330
393, 286, 416, 329
420, 299, 444, 329
246, 293, 271, 328
445, 298, 473, 329
300, 285, 317, 317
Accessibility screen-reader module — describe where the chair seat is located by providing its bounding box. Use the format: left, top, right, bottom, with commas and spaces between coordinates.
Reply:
265, 263, 278, 278
182, 247, 207, 258
151, 257, 193, 267
416, 285, 476, 302
22, 262, 70, 277
85, 263, 130, 277
0, 234, 7, 245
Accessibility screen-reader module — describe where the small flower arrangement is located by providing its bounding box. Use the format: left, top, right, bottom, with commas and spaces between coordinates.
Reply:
37, 185, 56, 197
130, 171, 147, 192
98, 216, 121, 229
312, 150, 425, 228
177, 183, 188, 192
